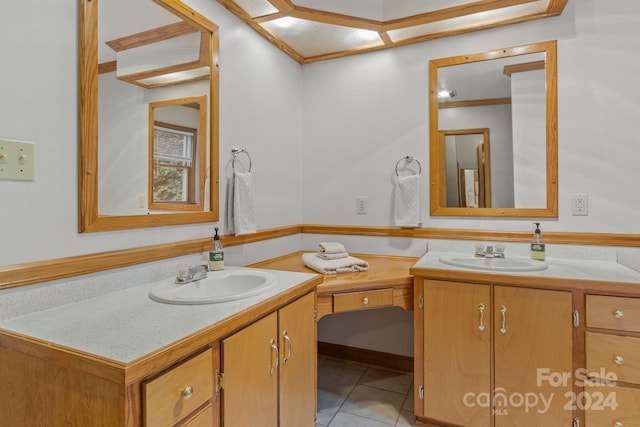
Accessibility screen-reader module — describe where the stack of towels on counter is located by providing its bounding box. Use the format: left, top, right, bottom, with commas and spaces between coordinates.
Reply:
302, 242, 369, 275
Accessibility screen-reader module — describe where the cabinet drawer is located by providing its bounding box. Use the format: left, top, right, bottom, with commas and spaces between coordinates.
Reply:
584, 385, 640, 427
333, 288, 393, 313
586, 295, 640, 332
182, 404, 214, 427
144, 349, 213, 427
586, 332, 640, 385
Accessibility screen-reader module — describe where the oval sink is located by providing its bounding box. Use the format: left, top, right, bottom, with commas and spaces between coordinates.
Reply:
149, 269, 277, 305
439, 256, 548, 272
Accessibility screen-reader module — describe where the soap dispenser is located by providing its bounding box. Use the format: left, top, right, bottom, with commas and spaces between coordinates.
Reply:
209, 227, 224, 271
531, 222, 545, 261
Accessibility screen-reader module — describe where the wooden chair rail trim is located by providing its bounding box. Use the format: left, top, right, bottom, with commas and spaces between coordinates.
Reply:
1, 224, 639, 290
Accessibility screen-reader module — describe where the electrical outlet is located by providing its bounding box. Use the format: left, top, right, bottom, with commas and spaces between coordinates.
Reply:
571, 193, 588, 216
356, 196, 368, 214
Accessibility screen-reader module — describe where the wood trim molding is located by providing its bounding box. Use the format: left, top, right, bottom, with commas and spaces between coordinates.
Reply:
503, 60, 546, 76
318, 341, 413, 373
2, 224, 639, 291
301, 224, 640, 247
439, 97, 511, 109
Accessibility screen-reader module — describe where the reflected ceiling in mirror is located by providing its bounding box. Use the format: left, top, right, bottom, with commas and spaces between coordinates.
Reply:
79, 0, 220, 232
429, 41, 558, 218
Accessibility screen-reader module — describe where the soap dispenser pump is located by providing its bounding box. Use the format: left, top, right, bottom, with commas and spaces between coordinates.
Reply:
209, 227, 224, 271
531, 222, 545, 261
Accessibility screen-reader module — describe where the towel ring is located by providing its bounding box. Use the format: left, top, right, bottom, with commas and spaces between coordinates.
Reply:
395, 155, 421, 176
231, 147, 252, 172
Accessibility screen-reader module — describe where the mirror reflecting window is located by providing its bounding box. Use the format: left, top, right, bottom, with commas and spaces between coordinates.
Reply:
149, 96, 207, 210
429, 41, 558, 218
79, 0, 219, 232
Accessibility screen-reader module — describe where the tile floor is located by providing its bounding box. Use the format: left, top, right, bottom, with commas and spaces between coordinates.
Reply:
317, 357, 417, 427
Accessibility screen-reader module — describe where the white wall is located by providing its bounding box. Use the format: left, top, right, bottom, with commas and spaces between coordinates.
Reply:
301, 0, 639, 236
0, 0, 304, 266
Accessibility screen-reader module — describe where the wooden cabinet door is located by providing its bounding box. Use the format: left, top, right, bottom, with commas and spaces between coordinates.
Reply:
222, 312, 278, 427
423, 280, 491, 427
279, 292, 317, 427
494, 286, 573, 427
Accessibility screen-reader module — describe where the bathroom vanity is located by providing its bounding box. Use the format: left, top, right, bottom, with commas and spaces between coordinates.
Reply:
0, 267, 321, 427
411, 254, 640, 427
250, 251, 418, 320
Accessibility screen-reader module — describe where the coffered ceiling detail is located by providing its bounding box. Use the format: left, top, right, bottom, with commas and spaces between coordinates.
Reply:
216, 0, 568, 63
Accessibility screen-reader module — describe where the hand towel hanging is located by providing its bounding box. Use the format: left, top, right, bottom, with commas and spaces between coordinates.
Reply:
232, 170, 257, 235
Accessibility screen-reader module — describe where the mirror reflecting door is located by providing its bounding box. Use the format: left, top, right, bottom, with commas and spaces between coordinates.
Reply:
429, 40, 558, 218
439, 128, 491, 209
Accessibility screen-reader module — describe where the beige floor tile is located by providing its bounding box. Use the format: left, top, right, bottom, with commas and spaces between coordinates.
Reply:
328, 411, 394, 427
318, 358, 366, 396
340, 384, 405, 425
395, 410, 418, 427
401, 386, 414, 413
317, 388, 346, 426
359, 367, 413, 394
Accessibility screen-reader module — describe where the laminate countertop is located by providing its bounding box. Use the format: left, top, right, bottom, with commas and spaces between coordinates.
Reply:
411, 252, 640, 293
0, 267, 320, 365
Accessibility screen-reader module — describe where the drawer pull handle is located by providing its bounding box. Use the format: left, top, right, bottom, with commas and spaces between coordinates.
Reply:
182, 385, 194, 400
478, 303, 486, 331
282, 331, 292, 366
614, 422, 623, 427
363, 297, 369, 305
499, 305, 507, 334
270, 339, 279, 376
615, 355, 624, 365
614, 309, 624, 319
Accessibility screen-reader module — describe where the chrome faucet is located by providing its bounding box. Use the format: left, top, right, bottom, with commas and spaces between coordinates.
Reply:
475, 243, 505, 258
175, 264, 210, 284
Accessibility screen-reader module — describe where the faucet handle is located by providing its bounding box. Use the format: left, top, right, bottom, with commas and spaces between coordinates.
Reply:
176, 263, 190, 281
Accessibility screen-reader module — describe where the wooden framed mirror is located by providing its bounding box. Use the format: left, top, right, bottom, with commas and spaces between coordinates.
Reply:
429, 40, 558, 218
79, 0, 219, 232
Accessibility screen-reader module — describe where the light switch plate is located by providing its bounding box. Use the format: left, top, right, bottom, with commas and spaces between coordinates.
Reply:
0, 139, 34, 181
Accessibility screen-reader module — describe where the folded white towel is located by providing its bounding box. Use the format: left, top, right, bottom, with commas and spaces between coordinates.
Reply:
318, 242, 347, 254
302, 253, 369, 275
317, 252, 349, 260
232, 171, 257, 235
394, 174, 422, 228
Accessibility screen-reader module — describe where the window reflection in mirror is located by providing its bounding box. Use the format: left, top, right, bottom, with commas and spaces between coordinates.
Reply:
79, 0, 219, 232
149, 96, 207, 211
429, 40, 558, 218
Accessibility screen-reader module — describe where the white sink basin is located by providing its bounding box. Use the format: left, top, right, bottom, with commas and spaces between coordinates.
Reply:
149, 269, 277, 305
439, 256, 548, 272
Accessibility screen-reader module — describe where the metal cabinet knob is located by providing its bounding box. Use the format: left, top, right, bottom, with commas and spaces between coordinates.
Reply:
614, 422, 623, 427
615, 355, 624, 365
614, 309, 624, 319
182, 385, 194, 400
363, 297, 369, 305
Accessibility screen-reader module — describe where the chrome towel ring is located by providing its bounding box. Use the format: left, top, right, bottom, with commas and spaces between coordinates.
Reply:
395, 155, 422, 176
231, 147, 252, 172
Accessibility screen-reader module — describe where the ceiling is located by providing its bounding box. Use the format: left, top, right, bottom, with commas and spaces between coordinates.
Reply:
216, 0, 568, 63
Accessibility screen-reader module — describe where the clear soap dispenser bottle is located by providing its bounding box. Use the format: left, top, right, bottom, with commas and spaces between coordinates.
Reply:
531, 222, 545, 261
209, 227, 224, 271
